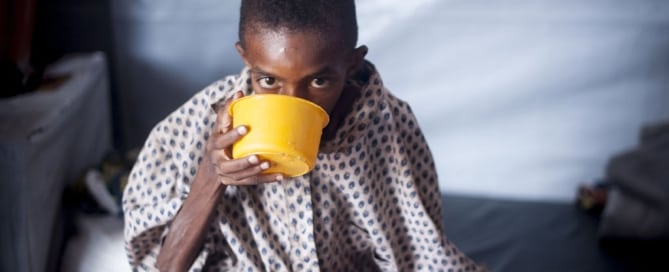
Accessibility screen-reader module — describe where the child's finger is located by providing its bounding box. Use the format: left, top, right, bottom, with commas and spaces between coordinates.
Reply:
211, 125, 247, 150
213, 155, 266, 174
214, 91, 245, 134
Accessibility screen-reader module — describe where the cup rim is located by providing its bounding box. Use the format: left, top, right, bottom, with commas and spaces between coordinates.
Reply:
228, 94, 330, 127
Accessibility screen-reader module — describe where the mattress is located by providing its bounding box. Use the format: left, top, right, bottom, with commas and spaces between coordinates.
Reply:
440, 194, 665, 271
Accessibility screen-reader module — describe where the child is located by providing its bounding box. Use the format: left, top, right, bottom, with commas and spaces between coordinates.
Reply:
123, 0, 483, 271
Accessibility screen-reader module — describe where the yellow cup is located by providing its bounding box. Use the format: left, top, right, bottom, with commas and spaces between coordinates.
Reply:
228, 94, 330, 177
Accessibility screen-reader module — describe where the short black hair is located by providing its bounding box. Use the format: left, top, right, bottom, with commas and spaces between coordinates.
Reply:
239, 0, 358, 49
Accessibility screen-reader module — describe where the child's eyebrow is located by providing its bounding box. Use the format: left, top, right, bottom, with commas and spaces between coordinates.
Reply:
251, 67, 276, 78
307, 66, 336, 78
252, 66, 337, 79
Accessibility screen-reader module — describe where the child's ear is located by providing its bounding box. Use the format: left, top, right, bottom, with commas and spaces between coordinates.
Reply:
347, 45, 368, 76
235, 41, 251, 67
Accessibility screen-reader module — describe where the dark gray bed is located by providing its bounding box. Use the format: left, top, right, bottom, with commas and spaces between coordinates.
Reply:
440, 194, 665, 272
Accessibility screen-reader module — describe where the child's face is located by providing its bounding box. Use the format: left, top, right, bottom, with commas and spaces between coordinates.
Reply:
236, 29, 364, 114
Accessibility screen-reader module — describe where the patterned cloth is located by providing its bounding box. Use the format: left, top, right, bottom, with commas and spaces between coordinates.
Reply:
123, 63, 482, 271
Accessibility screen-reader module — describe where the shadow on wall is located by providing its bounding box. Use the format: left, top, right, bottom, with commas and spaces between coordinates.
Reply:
111, 0, 244, 148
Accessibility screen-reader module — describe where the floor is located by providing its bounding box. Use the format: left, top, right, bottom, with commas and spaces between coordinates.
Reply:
59, 212, 129, 271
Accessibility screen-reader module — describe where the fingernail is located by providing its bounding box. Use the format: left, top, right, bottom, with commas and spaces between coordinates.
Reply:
275, 175, 283, 181
248, 155, 259, 164
236, 126, 247, 135
260, 162, 270, 170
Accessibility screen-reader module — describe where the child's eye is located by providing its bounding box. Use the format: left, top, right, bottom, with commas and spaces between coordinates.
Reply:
258, 77, 279, 89
311, 78, 329, 89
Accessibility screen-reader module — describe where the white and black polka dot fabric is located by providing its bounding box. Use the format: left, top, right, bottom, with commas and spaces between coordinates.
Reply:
123, 64, 483, 271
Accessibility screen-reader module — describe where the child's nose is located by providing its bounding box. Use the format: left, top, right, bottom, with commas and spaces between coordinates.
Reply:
279, 85, 308, 100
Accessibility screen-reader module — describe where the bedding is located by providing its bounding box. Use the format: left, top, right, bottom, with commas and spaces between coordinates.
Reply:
0, 52, 113, 272
440, 194, 664, 271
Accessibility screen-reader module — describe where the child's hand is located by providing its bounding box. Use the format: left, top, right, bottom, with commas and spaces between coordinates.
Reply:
203, 91, 283, 185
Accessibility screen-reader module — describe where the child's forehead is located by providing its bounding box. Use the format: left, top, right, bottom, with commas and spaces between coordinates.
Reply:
246, 24, 347, 46
246, 27, 348, 55
242, 29, 351, 76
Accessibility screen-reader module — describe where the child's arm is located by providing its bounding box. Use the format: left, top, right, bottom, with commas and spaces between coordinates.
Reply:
156, 159, 226, 271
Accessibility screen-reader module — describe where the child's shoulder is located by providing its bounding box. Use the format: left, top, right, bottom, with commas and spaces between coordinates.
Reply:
356, 64, 413, 118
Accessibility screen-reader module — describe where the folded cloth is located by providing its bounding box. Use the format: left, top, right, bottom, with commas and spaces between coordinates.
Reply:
599, 120, 669, 239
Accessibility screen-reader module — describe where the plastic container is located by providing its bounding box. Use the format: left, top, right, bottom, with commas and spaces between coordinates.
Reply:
229, 94, 329, 177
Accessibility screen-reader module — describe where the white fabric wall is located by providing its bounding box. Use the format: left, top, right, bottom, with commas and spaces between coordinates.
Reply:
112, 0, 669, 202
359, 0, 669, 201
